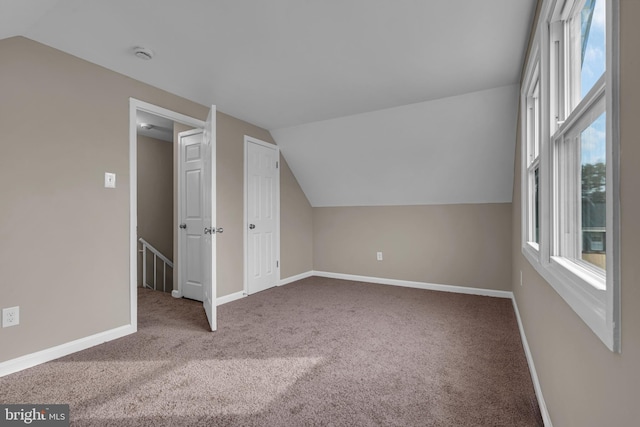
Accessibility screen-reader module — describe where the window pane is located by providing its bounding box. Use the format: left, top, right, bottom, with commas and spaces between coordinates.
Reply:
579, 0, 606, 99
533, 80, 540, 158
581, 112, 606, 269
527, 78, 540, 165
534, 167, 540, 244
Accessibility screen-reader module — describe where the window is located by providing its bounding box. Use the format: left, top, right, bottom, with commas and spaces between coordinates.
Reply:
571, 0, 607, 107
551, 0, 606, 280
554, 99, 606, 277
524, 67, 541, 249
521, 0, 619, 351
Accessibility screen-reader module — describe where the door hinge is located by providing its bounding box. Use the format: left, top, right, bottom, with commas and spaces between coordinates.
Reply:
276, 260, 279, 268
276, 161, 279, 169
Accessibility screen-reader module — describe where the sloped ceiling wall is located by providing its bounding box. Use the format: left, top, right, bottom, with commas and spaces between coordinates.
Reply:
1, 1, 534, 208
272, 85, 519, 207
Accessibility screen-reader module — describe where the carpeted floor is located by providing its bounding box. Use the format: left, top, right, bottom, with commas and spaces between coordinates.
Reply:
0, 277, 543, 426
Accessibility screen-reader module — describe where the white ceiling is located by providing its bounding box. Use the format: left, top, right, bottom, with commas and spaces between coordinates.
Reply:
273, 85, 519, 206
2, 0, 536, 207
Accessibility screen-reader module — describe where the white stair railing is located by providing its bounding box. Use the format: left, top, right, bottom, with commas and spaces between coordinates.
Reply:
139, 238, 173, 292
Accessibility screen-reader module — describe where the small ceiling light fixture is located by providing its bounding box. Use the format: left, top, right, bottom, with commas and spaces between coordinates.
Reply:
133, 46, 154, 60
139, 123, 154, 130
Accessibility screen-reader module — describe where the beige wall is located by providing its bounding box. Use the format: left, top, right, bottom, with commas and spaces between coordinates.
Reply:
512, 1, 640, 425
137, 135, 173, 291
0, 36, 312, 363
0, 36, 206, 362
314, 204, 512, 291
280, 155, 313, 278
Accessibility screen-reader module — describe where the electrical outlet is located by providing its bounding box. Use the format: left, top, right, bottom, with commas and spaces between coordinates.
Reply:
520, 270, 523, 286
377, 251, 383, 261
2, 306, 19, 328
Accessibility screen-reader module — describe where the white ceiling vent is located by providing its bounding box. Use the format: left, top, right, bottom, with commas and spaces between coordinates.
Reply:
133, 46, 154, 60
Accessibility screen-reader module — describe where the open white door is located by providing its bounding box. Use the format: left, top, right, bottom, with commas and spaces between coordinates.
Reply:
202, 106, 217, 331
178, 129, 205, 302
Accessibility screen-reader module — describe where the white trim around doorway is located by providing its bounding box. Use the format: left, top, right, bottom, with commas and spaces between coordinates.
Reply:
129, 98, 205, 330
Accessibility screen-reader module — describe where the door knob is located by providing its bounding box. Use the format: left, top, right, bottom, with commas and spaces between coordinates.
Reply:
249, 224, 255, 230
179, 223, 187, 229
216, 227, 224, 234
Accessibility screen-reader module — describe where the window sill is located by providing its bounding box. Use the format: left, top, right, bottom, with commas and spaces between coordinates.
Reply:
521, 244, 614, 351
551, 256, 606, 291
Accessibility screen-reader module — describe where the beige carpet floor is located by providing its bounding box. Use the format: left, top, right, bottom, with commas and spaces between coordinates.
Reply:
0, 277, 543, 426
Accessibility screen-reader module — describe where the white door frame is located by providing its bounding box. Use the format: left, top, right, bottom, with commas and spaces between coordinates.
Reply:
243, 135, 281, 295
129, 98, 205, 330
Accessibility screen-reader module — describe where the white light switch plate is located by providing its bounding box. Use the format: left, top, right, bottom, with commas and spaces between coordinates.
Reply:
104, 172, 116, 188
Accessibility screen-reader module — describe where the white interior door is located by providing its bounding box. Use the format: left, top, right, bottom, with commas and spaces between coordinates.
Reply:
178, 129, 204, 302
246, 137, 279, 295
202, 106, 217, 331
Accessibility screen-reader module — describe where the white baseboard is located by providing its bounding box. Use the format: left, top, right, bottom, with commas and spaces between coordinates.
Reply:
312, 270, 548, 424
1, 290, 242, 378
1, 271, 550, 427
0, 324, 136, 378
216, 290, 245, 306
312, 271, 514, 299
512, 297, 553, 427
279, 270, 314, 286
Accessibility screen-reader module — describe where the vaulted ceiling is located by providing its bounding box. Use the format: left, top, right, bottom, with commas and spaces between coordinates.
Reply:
2, 0, 536, 207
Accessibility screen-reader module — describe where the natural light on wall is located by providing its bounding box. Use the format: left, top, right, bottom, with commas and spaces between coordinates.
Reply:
520, 0, 619, 351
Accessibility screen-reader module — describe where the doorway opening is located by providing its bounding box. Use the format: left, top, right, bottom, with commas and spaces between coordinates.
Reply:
136, 110, 178, 296
129, 99, 214, 331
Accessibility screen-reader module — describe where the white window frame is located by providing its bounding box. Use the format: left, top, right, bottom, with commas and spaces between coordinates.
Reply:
552, 86, 606, 274
522, 59, 541, 254
520, 0, 620, 352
